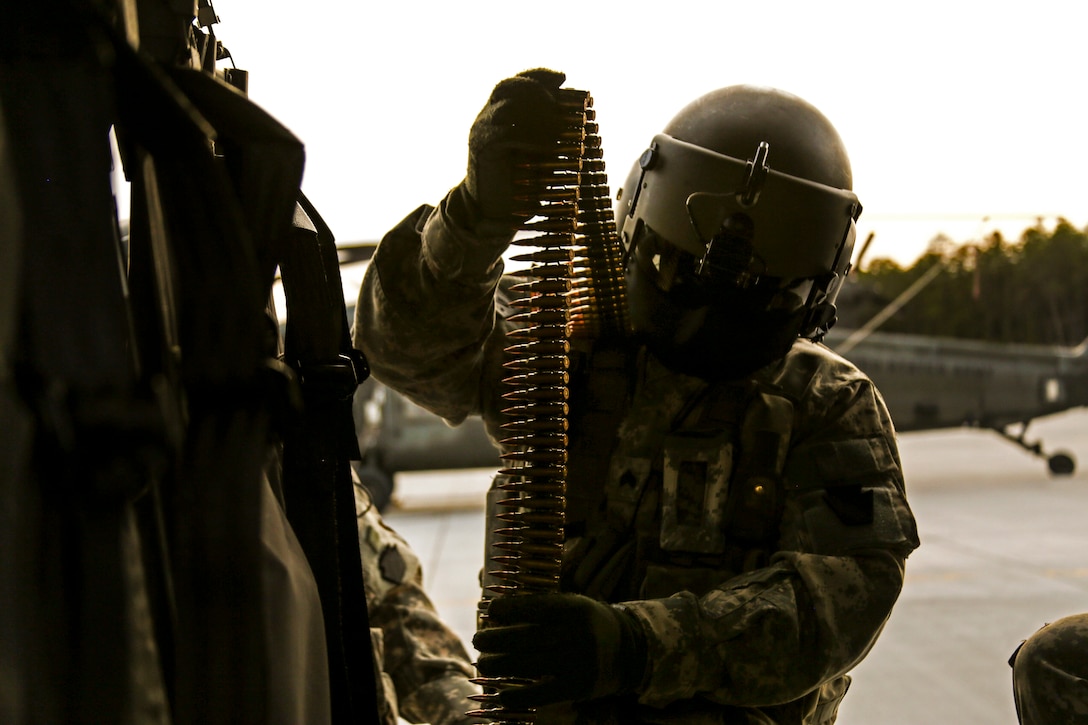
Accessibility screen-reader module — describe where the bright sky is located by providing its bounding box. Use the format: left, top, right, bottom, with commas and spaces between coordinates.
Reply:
214, 0, 1088, 268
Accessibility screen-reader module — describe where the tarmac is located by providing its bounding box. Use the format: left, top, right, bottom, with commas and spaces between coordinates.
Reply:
382, 409, 1088, 725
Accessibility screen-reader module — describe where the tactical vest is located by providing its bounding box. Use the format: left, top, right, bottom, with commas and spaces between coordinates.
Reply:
560, 343, 796, 604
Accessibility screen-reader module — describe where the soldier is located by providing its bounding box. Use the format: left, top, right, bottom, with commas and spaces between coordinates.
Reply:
352, 472, 485, 725
1010, 613, 1088, 723
353, 69, 919, 724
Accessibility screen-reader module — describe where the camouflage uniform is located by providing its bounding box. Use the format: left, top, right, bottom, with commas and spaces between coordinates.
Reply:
1010, 613, 1088, 724
354, 196, 920, 724
354, 474, 484, 725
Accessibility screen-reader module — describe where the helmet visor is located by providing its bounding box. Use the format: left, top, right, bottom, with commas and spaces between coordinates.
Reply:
632, 225, 815, 312
622, 134, 861, 282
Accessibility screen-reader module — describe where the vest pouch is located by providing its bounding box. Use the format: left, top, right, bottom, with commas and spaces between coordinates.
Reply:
565, 534, 638, 601
660, 431, 734, 555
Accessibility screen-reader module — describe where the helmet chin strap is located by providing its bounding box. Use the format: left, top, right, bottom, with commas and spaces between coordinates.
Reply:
799, 273, 840, 340
802, 301, 837, 341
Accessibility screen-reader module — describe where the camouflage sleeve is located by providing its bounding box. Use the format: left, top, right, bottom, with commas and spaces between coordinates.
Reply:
622, 550, 905, 709
622, 363, 919, 709
355, 483, 484, 725
352, 188, 512, 425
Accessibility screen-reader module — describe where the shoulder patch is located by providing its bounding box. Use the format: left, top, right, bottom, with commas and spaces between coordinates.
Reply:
378, 545, 408, 584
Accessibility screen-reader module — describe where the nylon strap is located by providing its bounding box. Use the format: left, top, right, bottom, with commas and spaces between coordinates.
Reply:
279, 195, 379, 724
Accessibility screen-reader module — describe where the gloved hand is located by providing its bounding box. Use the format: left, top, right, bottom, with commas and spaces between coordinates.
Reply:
472, 592, 648, 709
461, 68, 568, 230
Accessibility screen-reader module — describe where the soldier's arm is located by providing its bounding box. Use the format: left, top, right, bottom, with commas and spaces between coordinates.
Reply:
369, 581, 484, 725
353, 70, 568, 426
624, 548, 906, 708
353, 188, 512, 424
621, 374, 919, 709
356, 485, 484, 725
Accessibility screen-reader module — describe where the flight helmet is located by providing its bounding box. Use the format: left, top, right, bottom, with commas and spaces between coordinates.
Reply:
615, 85, 862, 379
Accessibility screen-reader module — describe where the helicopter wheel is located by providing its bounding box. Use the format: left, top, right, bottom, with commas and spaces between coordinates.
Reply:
1047, 452, 1076, 477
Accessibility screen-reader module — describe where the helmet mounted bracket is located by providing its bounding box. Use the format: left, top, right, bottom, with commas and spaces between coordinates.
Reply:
620, 142, 659, 268
691, 142, 771, 290
739, 142, 770, 207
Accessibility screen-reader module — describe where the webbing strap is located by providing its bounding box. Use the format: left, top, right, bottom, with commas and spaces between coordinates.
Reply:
279, 196, 379, 724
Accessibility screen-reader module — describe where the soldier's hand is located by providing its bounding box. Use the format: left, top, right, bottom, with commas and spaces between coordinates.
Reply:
472, 592, 647, 709
462, 68, 568, 231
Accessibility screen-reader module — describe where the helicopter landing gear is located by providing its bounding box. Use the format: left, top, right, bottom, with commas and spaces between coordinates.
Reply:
1047, 452, 1076, 476
994, 421, 1076, 477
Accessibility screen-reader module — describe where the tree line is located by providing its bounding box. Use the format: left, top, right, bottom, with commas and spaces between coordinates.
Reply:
837, 219, 1088, 347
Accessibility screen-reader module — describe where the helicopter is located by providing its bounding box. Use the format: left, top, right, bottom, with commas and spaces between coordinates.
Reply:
822, 326, 1088, 476
822, 232, 1088, 478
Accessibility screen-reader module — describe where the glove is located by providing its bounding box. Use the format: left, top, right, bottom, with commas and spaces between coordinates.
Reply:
472, 592, 648, 709
461, 68, 568, 230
